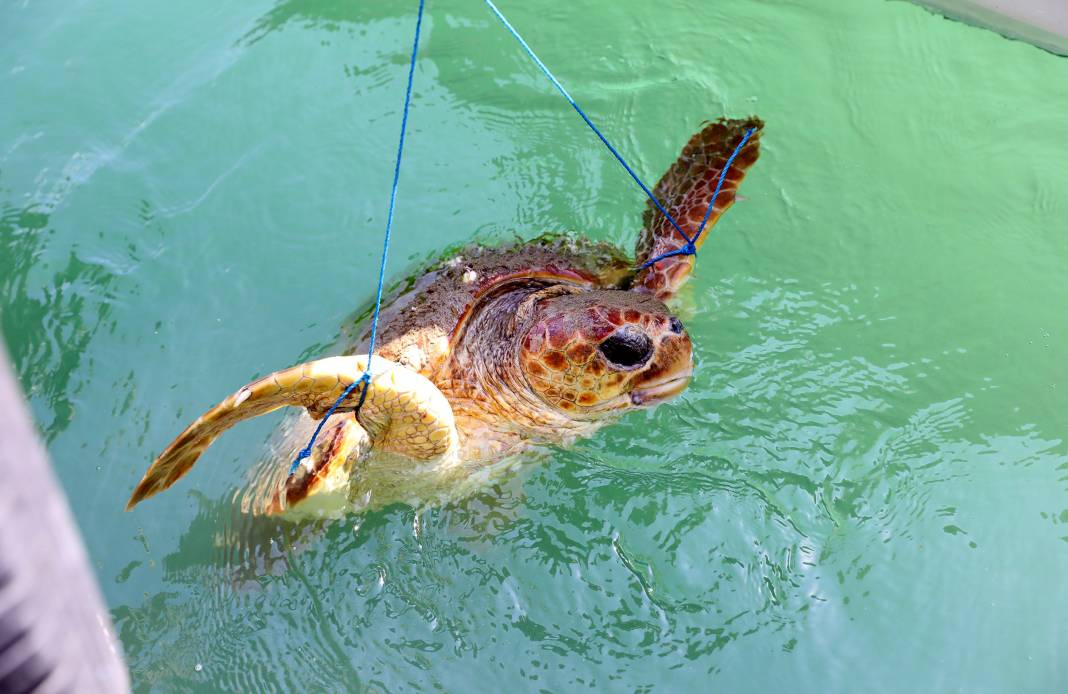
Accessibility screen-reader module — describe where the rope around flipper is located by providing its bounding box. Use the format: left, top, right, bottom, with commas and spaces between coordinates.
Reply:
482, 0, 755, 269
293, 0, 753, 475
481, 0, 691, 245
289, 0, 426, 476
638, 125, 756, 269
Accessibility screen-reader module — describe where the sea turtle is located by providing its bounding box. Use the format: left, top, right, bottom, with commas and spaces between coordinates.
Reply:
126, 117, 763, 515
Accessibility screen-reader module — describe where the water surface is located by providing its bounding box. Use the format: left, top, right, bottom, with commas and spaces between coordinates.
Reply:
2, 0, 1067, 691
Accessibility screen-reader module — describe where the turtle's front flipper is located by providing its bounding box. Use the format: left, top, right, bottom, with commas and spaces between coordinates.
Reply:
635, 117, 763, 300
126, 355, 458, 510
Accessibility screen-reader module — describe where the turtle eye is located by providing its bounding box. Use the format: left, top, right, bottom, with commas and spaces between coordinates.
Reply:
598, 329, 653, 369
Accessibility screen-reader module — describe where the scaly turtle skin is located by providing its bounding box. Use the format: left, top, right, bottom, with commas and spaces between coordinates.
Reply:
127, 117, 763, 514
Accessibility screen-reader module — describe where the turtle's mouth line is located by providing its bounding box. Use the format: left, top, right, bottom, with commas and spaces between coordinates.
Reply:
629, 370, 693, 406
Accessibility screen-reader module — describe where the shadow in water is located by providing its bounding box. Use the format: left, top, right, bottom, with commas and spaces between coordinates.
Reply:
110, 474, 531, 692
0, 201, 117, 441
241, 0, 408, 46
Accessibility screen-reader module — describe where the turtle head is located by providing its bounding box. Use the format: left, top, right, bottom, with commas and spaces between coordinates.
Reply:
516, 287, 693, 419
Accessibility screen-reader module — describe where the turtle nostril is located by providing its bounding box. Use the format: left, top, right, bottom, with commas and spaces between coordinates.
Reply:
598, 329, 653, 369
669, 317, 684, 334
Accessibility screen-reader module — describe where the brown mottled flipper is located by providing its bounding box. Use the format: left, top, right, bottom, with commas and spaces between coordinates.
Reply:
126, 355, 458, 511
634, 117, 763, 300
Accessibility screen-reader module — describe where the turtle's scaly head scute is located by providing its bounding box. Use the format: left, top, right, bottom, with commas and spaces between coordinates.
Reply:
517, 289, 692, 418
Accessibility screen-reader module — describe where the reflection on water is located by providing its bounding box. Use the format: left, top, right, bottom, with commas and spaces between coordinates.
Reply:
4, 0, 1068, 690
0, 202, 117, 440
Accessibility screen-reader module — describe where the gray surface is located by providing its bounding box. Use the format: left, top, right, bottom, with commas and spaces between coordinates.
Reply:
914, 0, 1068, 55
0, 342, 130, 693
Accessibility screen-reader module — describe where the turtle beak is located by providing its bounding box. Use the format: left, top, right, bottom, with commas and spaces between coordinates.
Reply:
629, 369, 692, 406
628, 330, 693, 407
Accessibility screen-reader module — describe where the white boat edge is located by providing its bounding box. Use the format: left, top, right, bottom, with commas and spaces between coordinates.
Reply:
912, 0, 1068, 56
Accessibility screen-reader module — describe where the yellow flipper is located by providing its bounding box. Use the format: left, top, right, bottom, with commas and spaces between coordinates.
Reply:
126, 355, 457, 510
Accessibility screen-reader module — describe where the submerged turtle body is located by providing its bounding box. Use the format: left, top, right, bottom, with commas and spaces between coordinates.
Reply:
127, 117, 764, 514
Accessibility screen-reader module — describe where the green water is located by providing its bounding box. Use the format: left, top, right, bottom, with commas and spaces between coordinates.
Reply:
2, 0, 1067, 690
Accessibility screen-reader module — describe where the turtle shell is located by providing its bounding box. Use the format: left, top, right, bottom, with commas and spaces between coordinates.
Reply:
341, 233, 632, 381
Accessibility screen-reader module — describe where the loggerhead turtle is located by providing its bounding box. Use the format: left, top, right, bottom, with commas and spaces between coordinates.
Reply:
127, 117, 763, 514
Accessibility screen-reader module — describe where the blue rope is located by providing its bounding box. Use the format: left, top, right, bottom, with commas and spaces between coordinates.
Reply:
638, 125, 757, 270
693, 126, 757, 243
481, 0, 692, 246
289, 0, 426, 476
483, 1, 755, 270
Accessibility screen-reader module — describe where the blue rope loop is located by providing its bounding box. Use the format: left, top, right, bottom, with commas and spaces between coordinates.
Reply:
637, 125, 757, 270
289, 374, 370, 475
290, 0, 426, 478
637, 244, 695, 270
